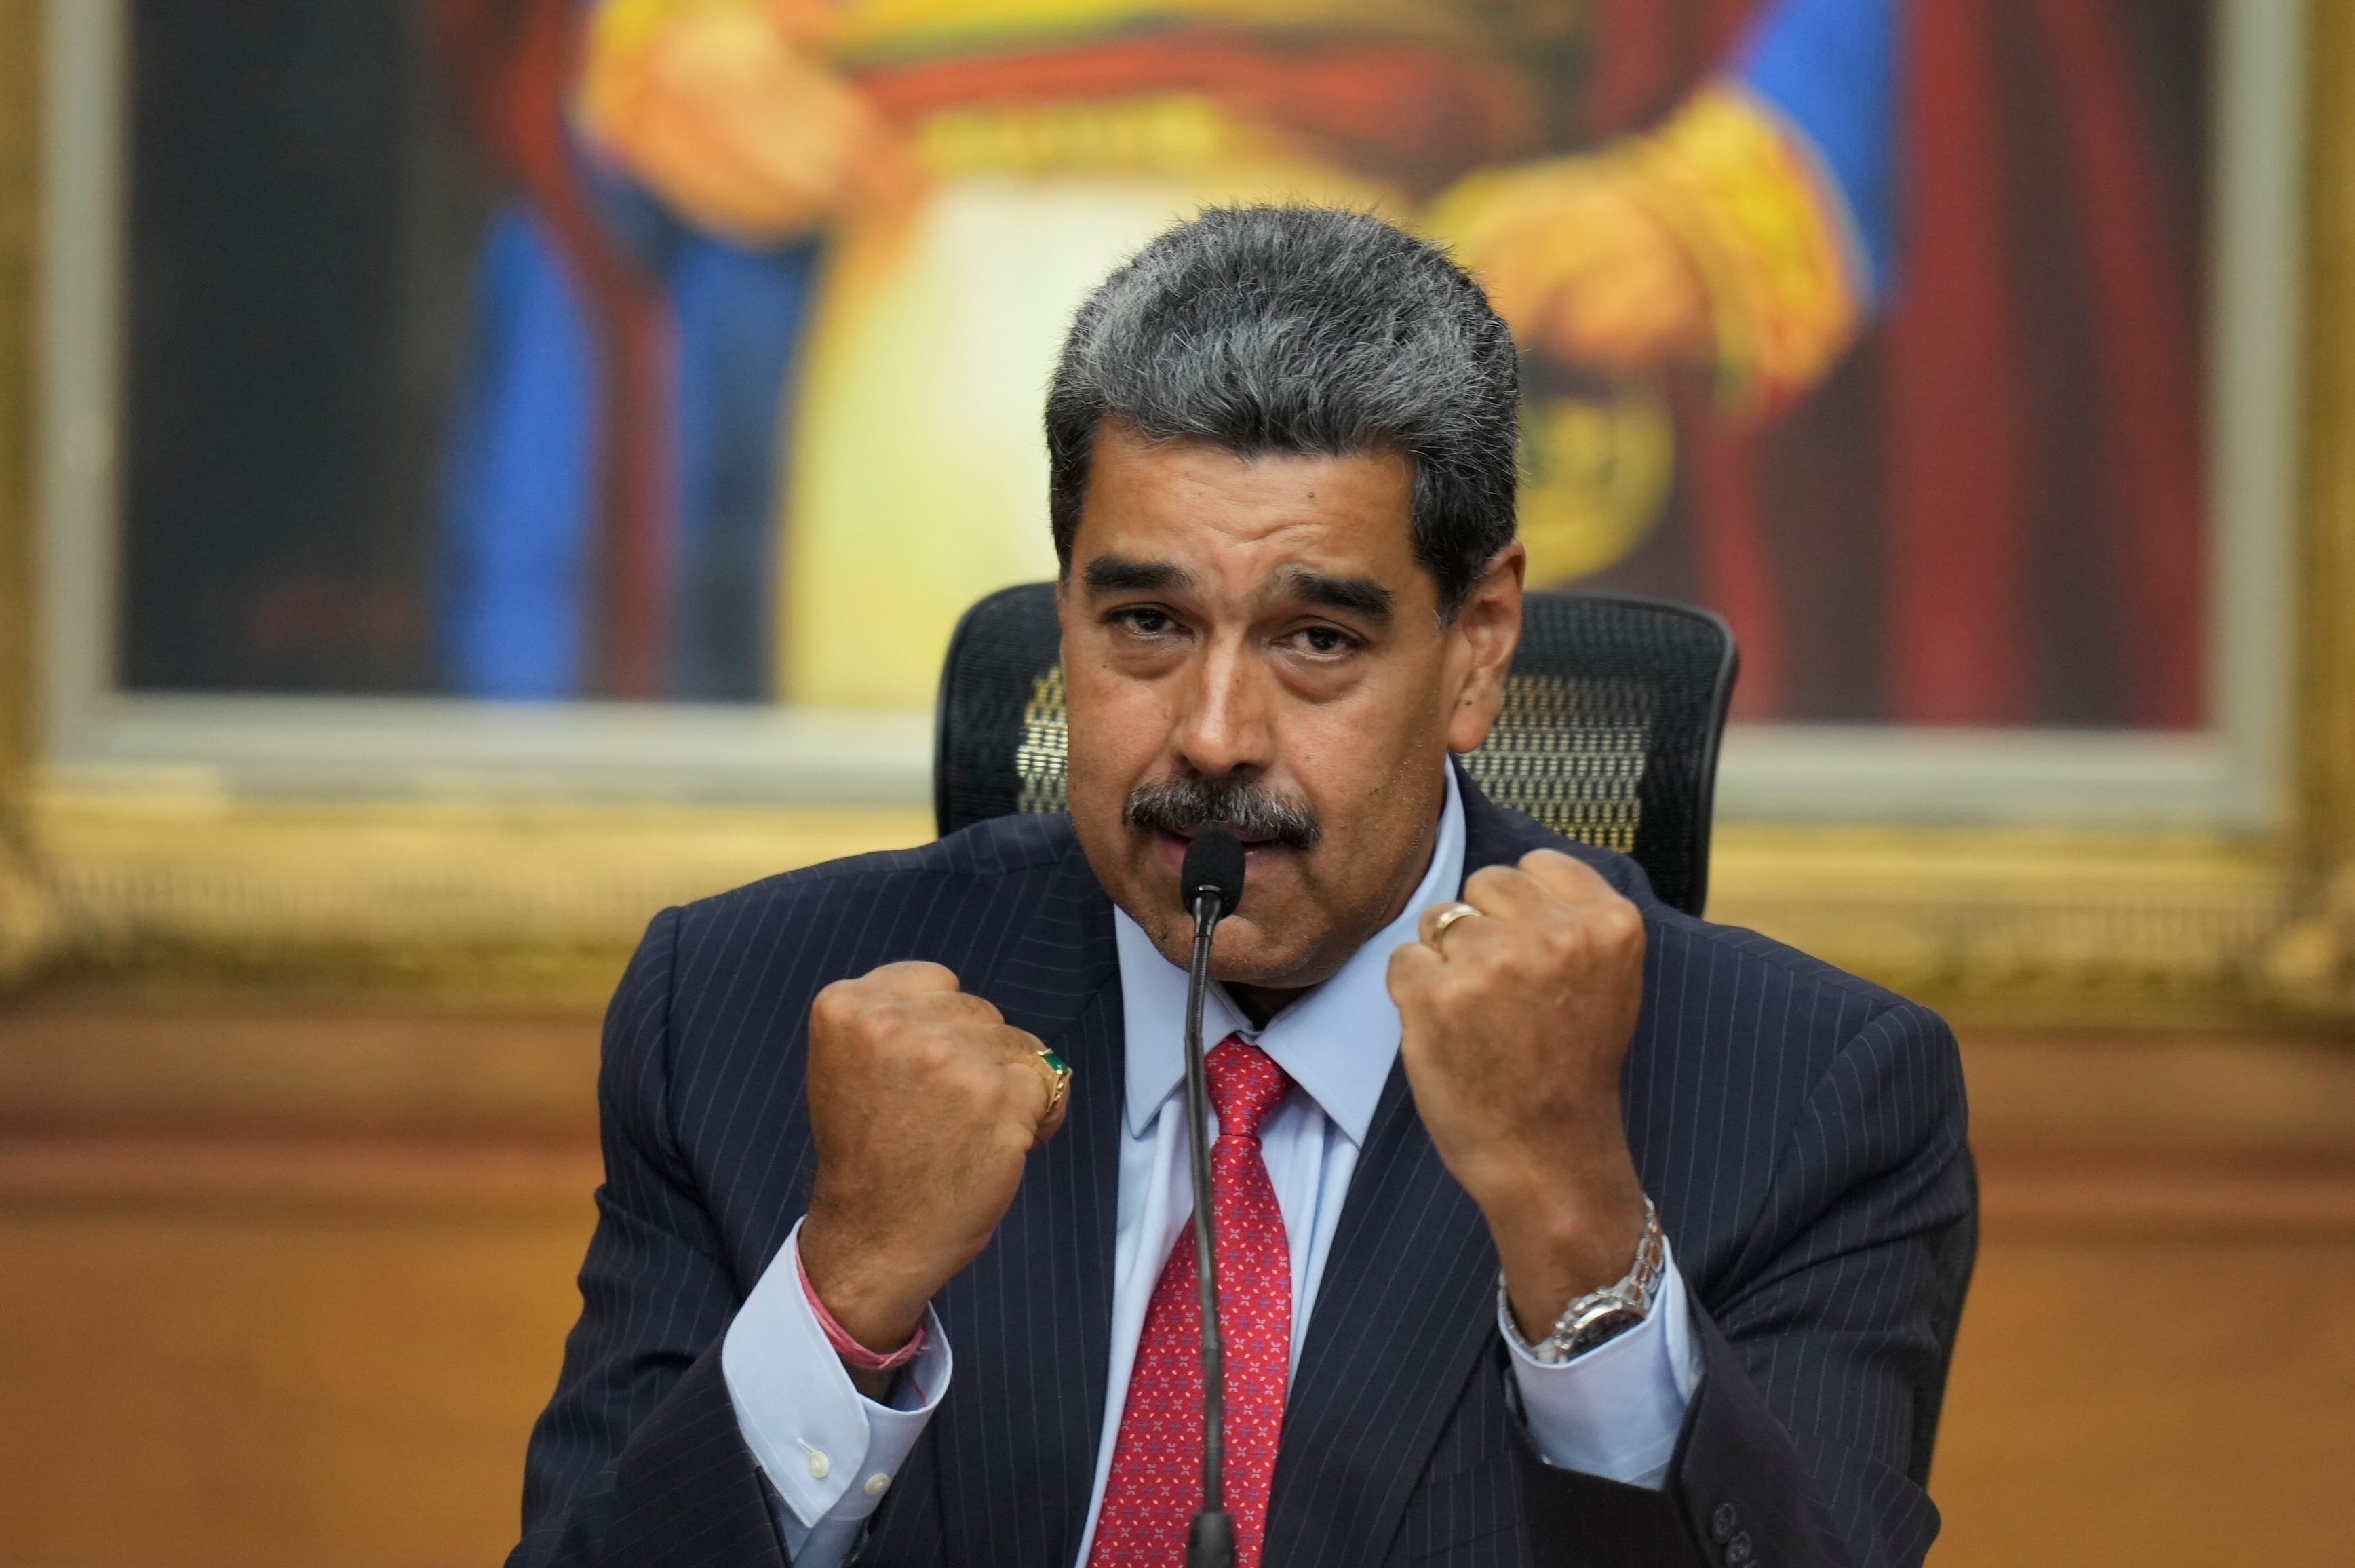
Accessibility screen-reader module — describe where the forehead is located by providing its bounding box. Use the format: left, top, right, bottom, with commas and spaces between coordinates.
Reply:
1074, 426, 1418, 587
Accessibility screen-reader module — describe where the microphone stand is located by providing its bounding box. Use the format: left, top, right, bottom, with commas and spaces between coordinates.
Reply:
1182, 883, 1237, 1568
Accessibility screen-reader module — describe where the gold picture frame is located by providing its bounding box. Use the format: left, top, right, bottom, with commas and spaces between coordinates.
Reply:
1, 0, 2349, 1026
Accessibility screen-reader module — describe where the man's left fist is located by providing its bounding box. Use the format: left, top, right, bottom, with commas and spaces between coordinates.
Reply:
1386, 848, 1651, 1340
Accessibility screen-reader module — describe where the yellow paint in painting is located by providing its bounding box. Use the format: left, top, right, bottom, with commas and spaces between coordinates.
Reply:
777, 95, 1401, 707
915, 94, 1237, 180
1621, 84, 1867, 410
1517, 382, 1673, 587
827, 0, 1511, 64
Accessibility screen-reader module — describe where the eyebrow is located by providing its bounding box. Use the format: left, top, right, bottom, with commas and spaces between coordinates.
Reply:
1080, 555, 1393, 621
1278, 568, 1393, 621
1082, 555, 1195, 595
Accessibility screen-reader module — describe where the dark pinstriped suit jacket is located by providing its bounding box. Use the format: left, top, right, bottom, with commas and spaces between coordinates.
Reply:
511, 775, 1974, 1568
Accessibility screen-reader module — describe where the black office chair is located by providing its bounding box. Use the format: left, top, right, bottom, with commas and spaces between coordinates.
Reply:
933, 584, 1738, 916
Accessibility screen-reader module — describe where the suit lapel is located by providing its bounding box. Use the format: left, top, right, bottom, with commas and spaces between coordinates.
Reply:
926, 833, 1127, 1568
1262, 772, 1559, 1565
1263, 1056, 1499, 1566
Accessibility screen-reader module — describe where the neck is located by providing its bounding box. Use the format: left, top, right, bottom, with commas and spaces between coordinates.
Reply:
1222, 980, 1293, 1030
1220, 798, 1444, 1028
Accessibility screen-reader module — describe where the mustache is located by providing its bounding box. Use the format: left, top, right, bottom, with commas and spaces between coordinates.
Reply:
1123, 773, 1323, 852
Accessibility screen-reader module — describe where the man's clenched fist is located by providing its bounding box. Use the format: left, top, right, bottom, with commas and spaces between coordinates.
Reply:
798, 962, 1065, 1375
1386, 849, 1652, 1343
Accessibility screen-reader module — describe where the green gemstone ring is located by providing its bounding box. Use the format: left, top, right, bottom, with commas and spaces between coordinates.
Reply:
1031, 1046, 1072, 1119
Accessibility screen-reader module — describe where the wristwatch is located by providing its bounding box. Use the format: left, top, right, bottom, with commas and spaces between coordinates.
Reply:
1500, 1197, 1666, 1365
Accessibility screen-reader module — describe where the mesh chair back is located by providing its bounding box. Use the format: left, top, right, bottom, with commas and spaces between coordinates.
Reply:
934, 583, 1738, 915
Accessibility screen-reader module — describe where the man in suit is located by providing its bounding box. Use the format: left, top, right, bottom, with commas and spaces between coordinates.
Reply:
511, 205, 1973, 1568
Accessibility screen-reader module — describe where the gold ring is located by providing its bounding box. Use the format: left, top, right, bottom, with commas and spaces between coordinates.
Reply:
1430, 902, 1482, 947
1029, 1046, 1072, 1118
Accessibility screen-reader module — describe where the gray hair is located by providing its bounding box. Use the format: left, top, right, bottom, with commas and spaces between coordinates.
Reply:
1045, 204, 1519, 617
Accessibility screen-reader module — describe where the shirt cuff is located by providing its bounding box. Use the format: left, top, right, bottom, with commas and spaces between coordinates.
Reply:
1504, 1236, 1700, 1489
722, 1217, 952, 1544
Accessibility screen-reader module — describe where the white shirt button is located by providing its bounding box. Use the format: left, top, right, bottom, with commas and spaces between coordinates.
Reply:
863, 1473, 891, 1496
798, 1442, 830, 1481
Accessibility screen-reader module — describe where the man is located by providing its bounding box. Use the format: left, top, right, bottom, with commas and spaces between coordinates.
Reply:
511, 206, 1973, 1568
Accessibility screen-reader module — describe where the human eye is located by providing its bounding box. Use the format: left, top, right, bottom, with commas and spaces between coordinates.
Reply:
1283, 623, 1361, 658
1108, 605, 1179, 638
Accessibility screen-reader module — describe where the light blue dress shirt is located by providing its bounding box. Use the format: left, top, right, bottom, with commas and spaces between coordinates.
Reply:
724, 765, 1700, 1567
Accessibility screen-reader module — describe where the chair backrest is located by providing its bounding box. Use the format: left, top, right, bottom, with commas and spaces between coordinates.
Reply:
933, 584, 1738, 915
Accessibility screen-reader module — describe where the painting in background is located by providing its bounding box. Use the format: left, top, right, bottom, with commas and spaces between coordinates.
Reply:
117, 0, 2208, 728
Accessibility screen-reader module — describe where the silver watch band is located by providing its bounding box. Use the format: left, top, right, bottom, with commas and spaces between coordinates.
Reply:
1499, 1197, 1666, 1365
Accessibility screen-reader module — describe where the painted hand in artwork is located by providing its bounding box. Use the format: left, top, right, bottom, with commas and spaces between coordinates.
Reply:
575, 0, 911, 243
1428, 156, 1715, 376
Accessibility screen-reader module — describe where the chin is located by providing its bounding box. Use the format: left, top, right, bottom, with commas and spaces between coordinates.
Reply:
1207, 918, 1334, 989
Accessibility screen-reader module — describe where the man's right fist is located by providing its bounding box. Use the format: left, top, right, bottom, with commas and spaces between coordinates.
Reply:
797, 962, 1064, 1365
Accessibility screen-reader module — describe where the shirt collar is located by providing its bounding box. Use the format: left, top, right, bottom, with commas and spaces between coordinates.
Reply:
1114, 763, 1467, 1146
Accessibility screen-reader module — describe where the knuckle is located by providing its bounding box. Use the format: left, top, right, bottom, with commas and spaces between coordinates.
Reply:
875, 959, 961, 995
1595, 901, 1646, 949
809, 978, 864, 1036
906, 1030, 959, 1076
1387, 958, 1435, 1006
1463, 865, 1519, 901
944, 1059, 995, 1112
1527, 846, 1608, 901
1431, 972, 1477, 1015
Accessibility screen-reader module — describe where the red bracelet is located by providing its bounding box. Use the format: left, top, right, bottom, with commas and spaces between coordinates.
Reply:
796, 1247, 929, 1373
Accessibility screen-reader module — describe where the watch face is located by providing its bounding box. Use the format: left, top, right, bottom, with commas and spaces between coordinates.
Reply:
1563, 1306, 1648, 1356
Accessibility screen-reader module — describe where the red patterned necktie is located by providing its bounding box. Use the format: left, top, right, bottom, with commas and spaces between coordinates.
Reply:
1090, 1036, 1294, 1568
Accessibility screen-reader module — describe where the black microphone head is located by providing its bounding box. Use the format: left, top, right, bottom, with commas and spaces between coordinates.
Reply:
1180, 827, 1247, 919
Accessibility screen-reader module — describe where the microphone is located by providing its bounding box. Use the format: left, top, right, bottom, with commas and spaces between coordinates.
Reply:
1178, 827, 1246, 1568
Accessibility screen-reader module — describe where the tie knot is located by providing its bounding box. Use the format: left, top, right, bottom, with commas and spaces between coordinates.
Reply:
1206, 1036, 1289, 1141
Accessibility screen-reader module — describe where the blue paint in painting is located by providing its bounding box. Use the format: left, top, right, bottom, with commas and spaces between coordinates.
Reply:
1735, 0, 1901, 300
669, 237, 817, 701
435, 205, 600, 699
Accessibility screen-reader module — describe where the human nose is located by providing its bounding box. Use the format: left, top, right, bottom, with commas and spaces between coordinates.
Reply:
1169, 631, 1275, 779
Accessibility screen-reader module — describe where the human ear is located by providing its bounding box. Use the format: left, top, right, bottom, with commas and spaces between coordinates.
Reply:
1443, 541, 1525, 756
